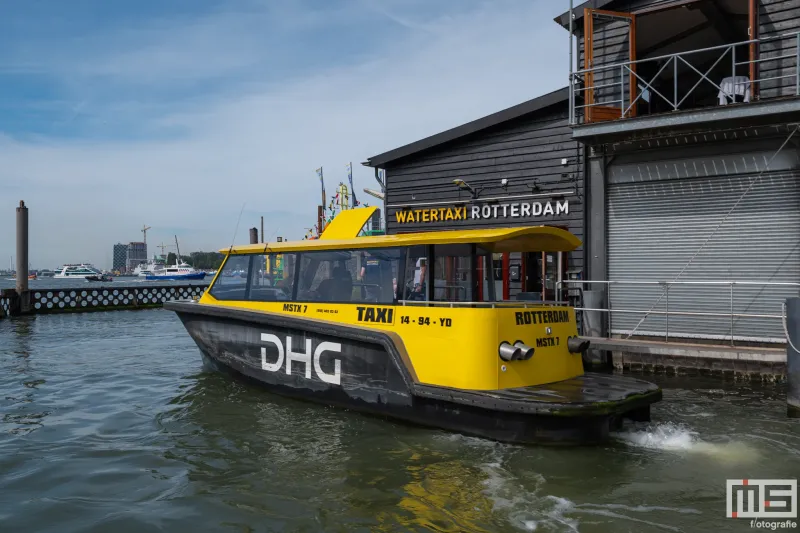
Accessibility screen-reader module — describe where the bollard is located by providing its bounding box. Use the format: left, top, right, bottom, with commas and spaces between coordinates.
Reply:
582, 290, 609, 369
16, 201, 29, 297
249, 227, 258, 244
787, 297, 800, 418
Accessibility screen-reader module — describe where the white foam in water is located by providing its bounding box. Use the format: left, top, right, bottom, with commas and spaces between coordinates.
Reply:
614, 422, 761, 464
476, 450, 581, 532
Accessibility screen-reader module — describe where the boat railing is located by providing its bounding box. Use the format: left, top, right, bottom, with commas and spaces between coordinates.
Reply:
397, 300, 570, 308
557, 279, 800, 345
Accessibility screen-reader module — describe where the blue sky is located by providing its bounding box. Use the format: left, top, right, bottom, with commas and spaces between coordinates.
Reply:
0, 0, 569, 269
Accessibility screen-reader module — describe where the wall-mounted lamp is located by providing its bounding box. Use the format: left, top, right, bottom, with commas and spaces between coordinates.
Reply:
453, 178, 482, 199
363, 188, 385, 201
453, 178, 473, 193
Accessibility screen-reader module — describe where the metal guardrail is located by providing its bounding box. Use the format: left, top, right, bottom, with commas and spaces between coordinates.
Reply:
397, 300, 569, 308
569, 31, 800, 125
558, 279, 800, 345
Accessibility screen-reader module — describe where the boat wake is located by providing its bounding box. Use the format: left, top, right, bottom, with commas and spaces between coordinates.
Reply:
613, 421, 761, 464
480, 455, 580, 532
475, 443, 697, 532
434, 429, 737, 532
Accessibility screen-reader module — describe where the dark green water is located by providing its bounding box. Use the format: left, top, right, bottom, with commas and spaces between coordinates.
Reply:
1, 309, 798, 532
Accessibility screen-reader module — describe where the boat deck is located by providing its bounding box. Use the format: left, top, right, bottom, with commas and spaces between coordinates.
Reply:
416, 372, 661, 417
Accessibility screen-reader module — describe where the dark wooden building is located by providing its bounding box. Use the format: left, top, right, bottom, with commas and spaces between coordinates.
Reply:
363, 88, 585, 302
555, 0, 800, 343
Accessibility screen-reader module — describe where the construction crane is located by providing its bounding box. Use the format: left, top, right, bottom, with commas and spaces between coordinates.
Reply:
156, 242, 175, 258
141, 224, 151, 245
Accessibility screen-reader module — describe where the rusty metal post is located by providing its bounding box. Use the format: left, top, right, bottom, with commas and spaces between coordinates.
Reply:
16, 201, 30, 307
249, 227, 258, 244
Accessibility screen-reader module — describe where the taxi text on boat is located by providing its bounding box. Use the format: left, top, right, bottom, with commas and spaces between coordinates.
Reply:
165, 207, 661, 445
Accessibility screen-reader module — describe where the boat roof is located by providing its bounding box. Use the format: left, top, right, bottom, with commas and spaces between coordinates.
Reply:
222, 207, 581, 254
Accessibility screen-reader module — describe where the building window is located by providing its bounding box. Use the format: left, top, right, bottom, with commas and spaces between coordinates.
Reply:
247, 253, 297, 301
209, 255, 251, 301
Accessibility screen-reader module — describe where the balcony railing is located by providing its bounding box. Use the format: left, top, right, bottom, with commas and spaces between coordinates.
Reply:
569, 31, 800, 126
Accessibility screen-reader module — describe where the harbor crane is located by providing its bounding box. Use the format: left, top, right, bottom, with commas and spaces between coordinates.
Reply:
141, 224, 151, 245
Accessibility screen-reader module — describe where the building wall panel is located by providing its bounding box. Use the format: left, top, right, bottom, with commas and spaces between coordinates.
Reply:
382, 105, 585, 276
605, 134, 800, 342
758, 0, 800, 99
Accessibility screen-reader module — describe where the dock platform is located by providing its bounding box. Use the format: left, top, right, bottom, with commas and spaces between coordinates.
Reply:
1, 284, 208, 318
582, 336, 786, 381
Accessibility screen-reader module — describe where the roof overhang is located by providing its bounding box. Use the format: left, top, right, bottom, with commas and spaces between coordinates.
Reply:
554, 0, 617, 31
221, 226, 582, 255
363, 87, 569, 168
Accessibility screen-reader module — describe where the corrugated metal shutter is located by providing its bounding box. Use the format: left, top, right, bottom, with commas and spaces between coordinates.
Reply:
606, 140, 800, 343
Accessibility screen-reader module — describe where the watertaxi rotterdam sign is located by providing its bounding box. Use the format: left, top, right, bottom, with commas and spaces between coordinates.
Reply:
394, 200, 569, 224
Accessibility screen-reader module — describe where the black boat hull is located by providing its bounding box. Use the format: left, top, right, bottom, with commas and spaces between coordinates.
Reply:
166, 301, 662, 446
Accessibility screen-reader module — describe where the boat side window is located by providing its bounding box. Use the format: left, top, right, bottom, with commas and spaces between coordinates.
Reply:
424, 245, 493, 302
402, 245, 428, 302
208, 255, 251, 301
247, 253, 296, 302
432, 244, 474, 302
356, 248, 403, 304
296, 250, 355, 303
294, 248, 403, 304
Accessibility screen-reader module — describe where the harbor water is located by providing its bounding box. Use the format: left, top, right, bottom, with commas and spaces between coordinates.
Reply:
1, 305, 798, 532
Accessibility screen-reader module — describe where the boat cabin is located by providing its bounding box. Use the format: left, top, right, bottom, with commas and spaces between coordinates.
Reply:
205, 208, 581, 308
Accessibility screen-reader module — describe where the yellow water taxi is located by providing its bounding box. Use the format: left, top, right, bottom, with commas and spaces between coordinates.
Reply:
166, 207, 661, 445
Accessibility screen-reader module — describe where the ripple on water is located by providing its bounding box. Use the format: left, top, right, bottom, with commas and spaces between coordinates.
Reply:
1, 312, 799, 533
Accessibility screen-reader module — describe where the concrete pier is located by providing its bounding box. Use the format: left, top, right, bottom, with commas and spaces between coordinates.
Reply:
787, 298, 800, 417
2, 283, 209, 317
581, 336, 787, 381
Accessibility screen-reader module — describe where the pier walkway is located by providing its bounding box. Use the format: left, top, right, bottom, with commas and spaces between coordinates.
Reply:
1, 284, 207, 318
582, 336, 786, 380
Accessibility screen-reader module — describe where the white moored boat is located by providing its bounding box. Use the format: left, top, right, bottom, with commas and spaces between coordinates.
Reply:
53, 264, 103, 279
133, 256, 166, 277
144, 235, 206, 281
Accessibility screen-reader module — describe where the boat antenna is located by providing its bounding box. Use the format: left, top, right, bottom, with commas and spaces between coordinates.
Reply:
262, 226, 280, 254
228, 203, 246, 255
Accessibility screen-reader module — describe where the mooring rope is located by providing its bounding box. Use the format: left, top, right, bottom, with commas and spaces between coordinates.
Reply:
625, 124, 800, 339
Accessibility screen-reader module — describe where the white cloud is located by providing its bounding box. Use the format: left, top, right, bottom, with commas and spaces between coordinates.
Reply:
0, 0, 569, 269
